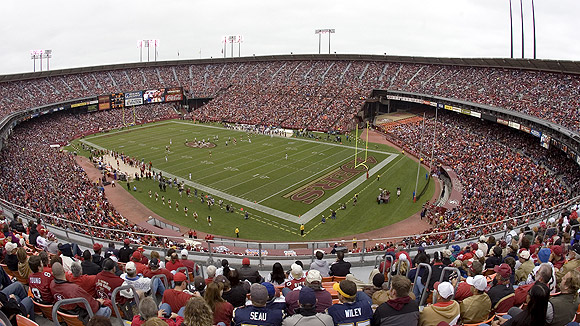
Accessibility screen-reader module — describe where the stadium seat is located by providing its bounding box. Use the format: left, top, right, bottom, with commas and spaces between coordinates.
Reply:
33, 301, 58, 321
0, 264, 13, 278
493, 293, 515, 314
16, 315, 39, 326
52, 297, 94, 326
332, 276, 346, 282
463, 315, 494, 326
321, 277, 333, 282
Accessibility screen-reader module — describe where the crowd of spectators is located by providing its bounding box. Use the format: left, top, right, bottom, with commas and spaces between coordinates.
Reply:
0, 104, 178, 244
384, 109, 579, 246
1, 209, 579, 326
2, 59, 578, 133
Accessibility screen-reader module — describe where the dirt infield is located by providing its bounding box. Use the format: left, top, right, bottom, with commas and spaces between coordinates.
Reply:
75, 129, 438, 248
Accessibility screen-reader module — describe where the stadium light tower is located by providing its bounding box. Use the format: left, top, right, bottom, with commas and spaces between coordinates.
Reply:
520, 0, 524, 58
42, 50, 52, 71
509, 0, 514, 58
531, 0, 536, 59
315, 29, 335, 54
30, 50, 42, 72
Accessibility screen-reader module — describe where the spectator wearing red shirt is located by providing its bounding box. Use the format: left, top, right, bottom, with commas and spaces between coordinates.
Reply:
143, 258, 172, 296
67, 261, 97, 297
28, 255, 54, 304
283, 264, 305, 296
160, 272, 195, 316
180, 249, 197, 276
95, 258, 125, 305
550, 245, 565, 270
165, 252, 184, 272
130, 251, 147, 275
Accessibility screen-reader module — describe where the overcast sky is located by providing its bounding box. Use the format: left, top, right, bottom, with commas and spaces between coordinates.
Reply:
1, 0, 578, 75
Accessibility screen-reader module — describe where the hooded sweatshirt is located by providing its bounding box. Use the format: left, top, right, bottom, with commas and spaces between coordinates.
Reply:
419, 300, 460, 326
309, 260, 330, 277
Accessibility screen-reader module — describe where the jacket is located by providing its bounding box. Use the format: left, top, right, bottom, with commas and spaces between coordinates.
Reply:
81, 260, 102, 275
547, 293, 580, 326
419, 301, 460, 326
238, 265, 262, 283
459, 293, 491, 324
515, 260, 534, 283
330, 260, 351, 277
310, 260, 330, 277
50, 279, 101, 313
372, 297, 419, 326
283, 309, 334, 326
285, 287, 333, 315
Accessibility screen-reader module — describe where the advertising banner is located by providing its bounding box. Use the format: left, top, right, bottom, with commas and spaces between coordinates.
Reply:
125, 91, 144, 106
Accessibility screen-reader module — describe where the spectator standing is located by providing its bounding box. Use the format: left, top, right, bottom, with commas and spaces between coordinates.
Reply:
118, 239, 134, 263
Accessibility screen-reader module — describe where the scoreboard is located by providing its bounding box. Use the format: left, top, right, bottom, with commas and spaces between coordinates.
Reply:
111, 93, 125, 109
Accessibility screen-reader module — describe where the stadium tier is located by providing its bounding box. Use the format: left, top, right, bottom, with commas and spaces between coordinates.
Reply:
0, 55, 579, 250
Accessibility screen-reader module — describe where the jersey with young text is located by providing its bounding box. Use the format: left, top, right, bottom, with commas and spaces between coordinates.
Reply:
29, 270, 54, 304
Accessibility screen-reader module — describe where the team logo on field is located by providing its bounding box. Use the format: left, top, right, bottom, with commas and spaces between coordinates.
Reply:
284, 156, 377, 204
186, 141, 216, 149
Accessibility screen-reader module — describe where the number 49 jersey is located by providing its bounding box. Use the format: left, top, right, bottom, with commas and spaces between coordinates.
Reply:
327, 301, 373, 326
233, 305, 284, 326
29, 271, 54, 304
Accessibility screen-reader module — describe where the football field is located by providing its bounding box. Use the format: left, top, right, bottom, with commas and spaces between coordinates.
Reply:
76, 120, 434, 241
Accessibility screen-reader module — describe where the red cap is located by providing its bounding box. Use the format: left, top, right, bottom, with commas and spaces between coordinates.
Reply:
242, 257, 250, 265
551, 245, 563, 257
493, 263, 512, 278
93, 243, 103, 251
124, 239, 130, 245
174, 272, 188, 282
132, 251, 142, 260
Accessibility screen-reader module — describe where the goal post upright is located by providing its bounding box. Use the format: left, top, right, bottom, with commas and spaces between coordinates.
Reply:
354, 121, 370, 171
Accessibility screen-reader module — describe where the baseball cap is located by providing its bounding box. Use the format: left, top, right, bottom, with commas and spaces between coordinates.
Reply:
174, 272, 188, 283
132, 251, 142, 261
261, 282, 275, 299
474, 249, 484, 258
125, 262, 136, 273
538, 248, 551, 263
452, 245, 461, 252
299, 286, 317, 306
194, 276, 206, 291
466, 275, 487, 291
437, 282, 454, 300
306, 270, 322, 284
181, 249, 188, 257
124, 239, 131, 245
493, 263, 512, 279
519, 250, 530, 260
149, 258, 160, 268
4, 242, 17, 252
290, 263, 303, 278
93, 243, 103, 251
333, 280, 357, 298
479, 235, 488, 242
250, 283, 268, 305
242, 257, 250, 265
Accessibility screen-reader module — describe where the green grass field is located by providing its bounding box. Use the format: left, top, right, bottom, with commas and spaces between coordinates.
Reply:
71, 120, 434, 241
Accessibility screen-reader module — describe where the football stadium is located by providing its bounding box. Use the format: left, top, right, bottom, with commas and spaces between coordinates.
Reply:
1, 2, 580, 326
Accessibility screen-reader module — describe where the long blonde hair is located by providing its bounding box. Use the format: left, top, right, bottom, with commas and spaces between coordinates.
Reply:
182, 297, 213, 326
203, 282, 224, 313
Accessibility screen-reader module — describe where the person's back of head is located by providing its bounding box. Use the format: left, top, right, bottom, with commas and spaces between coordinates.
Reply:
561, 270, 580, 294
206, 265, 216, 278
521, 282, 550, 326
391, 275, 412, 299
536, 263, 553, 285
336, 251, 344, 261
82, 250, 92, 262
493, 246, 502, 257
71, 261, 82, 278
28, 255, 42, 273
183, 297, 213, 326
315, 250, 324, 260
86, 316, 113, 326
138, 297, 159, 321
39, 250, 49, 267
